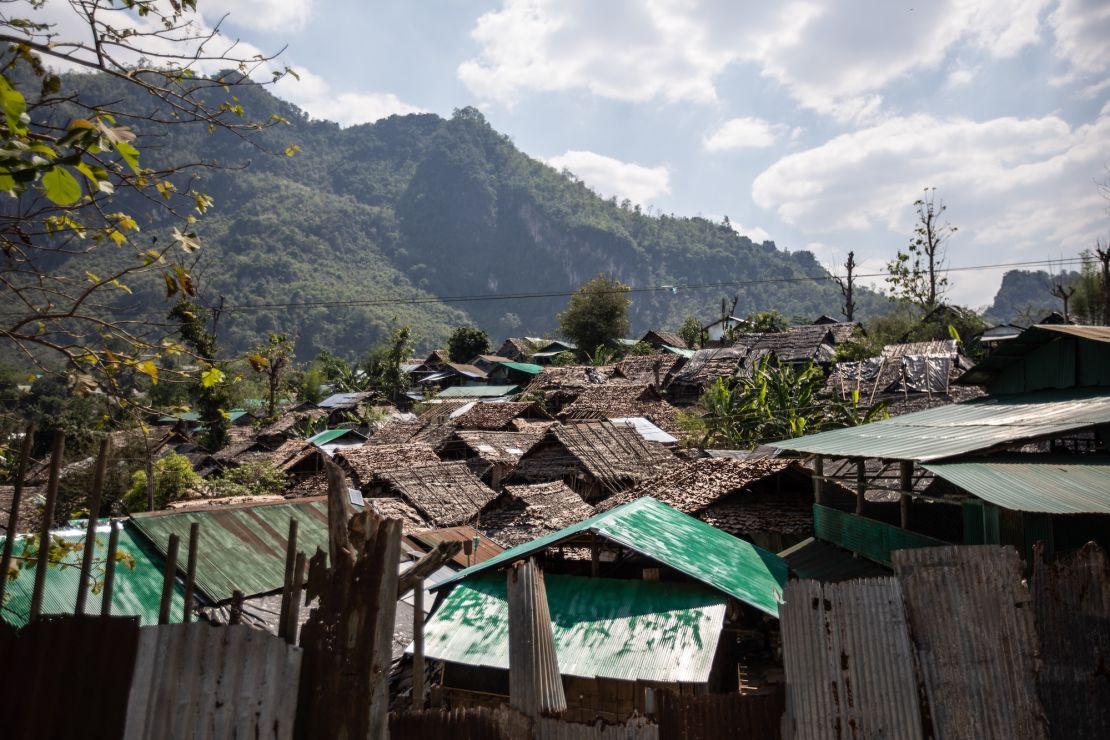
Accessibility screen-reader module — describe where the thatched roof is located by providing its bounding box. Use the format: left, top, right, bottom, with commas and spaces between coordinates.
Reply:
641, 329, 688, 349
255, 408, 327, 444
451, 401, 553, 431
611, 352, 686, 386
525, 365, 614, 393
336, 443, 441, 489
478, 481, 594, 548
497, 338, 537, 361
450, 429, 547, 465
559, 383, 681, 432
667, 346, 750, 387
367, 420, 423, 445
284, 471, 328, 499
375, 461, 497, 527
512, 421, 675, 493
0, 485, 44, 535
744, 324, 856, 364
368, 496, 427, 533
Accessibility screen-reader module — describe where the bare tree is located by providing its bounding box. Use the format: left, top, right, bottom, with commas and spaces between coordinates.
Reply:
1050, 283, 1076, 322
886, 188, 956, 311
0, 0, 294, 405
1095, 240, 1110, 326
833, 251, 856, 321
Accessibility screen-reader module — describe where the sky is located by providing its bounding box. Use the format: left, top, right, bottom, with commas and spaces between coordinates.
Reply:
29, 0, 1110, 308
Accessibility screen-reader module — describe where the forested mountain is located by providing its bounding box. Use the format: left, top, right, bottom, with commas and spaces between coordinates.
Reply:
18, 72, 888, 359
984, 269, 1079, 325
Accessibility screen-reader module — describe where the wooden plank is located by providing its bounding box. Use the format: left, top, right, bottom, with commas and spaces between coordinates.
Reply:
29, 431, 64, 620
75, 437, 111, 615
0, 422, 34, 609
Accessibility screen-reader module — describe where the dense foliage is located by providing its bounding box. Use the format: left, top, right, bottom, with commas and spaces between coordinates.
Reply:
558, 275, 632, 356
448, 327, 491, 362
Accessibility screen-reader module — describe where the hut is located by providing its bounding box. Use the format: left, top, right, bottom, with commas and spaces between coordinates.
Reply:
438, 429, 547, 490
477, 481, 595, 548
450, 401, 554, 431
370, 461, 497, 528
559, 383, 681, 432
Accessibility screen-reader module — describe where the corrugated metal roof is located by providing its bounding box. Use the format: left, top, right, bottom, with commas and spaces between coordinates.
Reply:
129, 499, 330, 603
778, 537, 891, 582
0, 521, 183, 627
609, 416, 678, 444
408, 526, 504, 568
958, 324, 1110, 385
317, 391, 371, 409
417, 573, 726, 684
663, 345, 695, 358
1033, 324, 1110, 342
307, 428, 364, 446
781, 578, 924, 740
892, 546, 1048, 739
497, 361, 544, 374
435, 497, 788, 617
435, 385, 519, 399
922, 454, 1110, 513
768, 388, 1110, 462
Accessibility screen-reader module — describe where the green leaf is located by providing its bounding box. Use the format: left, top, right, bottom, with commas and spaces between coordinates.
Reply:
200, 367, 225, 388
115, 140, 140, 174
0, 74, 27, 135
41, 166, 82, 205
136, 360, 158, 385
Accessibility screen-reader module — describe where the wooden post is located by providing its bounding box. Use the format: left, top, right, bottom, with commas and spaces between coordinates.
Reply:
101, 521, 120, 617
278, 517, 299, 640
182, 522, 199, 624
158, 533, 180, 625
29, 430, 65, 621
812, 455, 824, 505
285, 551, 306, 645
325, 462, 352, 563
75, 437, 111, 614
412, 576, 426, 710
145, 454, 155, 512
0, 422, 34, 610
900, 461, 913, 529
229, 590, 245, 625
855, 459, 866, 515
590, 532, 599, 577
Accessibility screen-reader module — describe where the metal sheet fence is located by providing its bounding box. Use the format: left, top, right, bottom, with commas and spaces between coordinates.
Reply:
0, 615, 141, 740
123, 623, 302, 740
656, 688, 783, 740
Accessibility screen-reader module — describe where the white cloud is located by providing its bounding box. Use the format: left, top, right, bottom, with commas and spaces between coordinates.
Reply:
202, 1, 315, 34
704, 117, 783, 151
751, 111, 1110, 303
547, 150, 670, 205
458, 0, 1051, 119
1049, 0, 1110, 79
273, 68, 425, 127
732, 223, 772, 242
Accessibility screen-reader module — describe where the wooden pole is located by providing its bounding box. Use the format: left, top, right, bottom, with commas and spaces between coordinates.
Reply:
101, 521, 120, 617
158, 533, 180, 624
75, 437, 110, 614
145, 454, 155, 512
812, 455, 824, 505
278, 517, 299, 641
29, 430, 65, 621
285, 551, 306, 645
412, 576, 425, 709
228, 590, 244, 625
855, 459, 866, 516
900, 461, 913, 529
182, 522, 199, 624
590, 532, 599, 577
0, 422, 35, 610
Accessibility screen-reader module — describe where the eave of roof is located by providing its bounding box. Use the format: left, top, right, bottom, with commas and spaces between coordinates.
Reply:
433, 496, 787, 617
767, 388, 1110, 463
957, 324, 1110, 385
922, 454, 1110, 514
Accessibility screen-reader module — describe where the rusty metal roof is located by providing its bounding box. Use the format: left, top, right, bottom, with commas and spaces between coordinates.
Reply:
435, 496, 788, 617
923, 454, 1110, 513
417, 572, 726, 684
407, 526, 503, 568
769, 388, 1110, 462
129, 498, 330, 603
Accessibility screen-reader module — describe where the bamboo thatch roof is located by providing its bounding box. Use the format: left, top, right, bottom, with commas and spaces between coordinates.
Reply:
559, 384, 681, 432
376, 461, 497, 527
452, 429, 547, 465
451, 401, 553, 431
335, 443, 440, 489
368, 496, 427, 533
611, 352, 686, 385
478, 481, 594, 548
512, 421, 675, 493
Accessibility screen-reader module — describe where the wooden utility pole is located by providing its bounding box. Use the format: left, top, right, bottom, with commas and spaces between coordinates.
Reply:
158, 533, 180, 624
75, 437, 111, 614
182, 523, 200, 624
29, 431, 64, 621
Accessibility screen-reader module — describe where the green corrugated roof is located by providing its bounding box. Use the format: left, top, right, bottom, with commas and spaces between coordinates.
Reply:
663, 345, 696, 358
129, 499, 330, 603
496, 361, 543, 375
418, 573, 726, 683
1, 521, 183, 627
158, 411, 201, 423
768, 388, 1110, 462
923, 454, 1110, 514
435, 497, 787, 617
435, 385, 519, 399
308, 428, 364, 446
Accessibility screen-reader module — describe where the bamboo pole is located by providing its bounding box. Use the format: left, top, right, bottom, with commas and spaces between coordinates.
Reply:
285, 551, 306, 645
182, 522, 199, 624
278, 517, 299, 641
29, 431, 65, 621
75, 437, 111, 614
101, 521, 120, 617
0, 423, 35, 609
812, 455, 824, 504
158, 533, 180, 624
412, 576, 425, 709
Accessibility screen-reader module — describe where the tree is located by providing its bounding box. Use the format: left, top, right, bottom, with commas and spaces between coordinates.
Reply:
447, 326, 490, 363
557, 275, 631, 354
169, 298, 231, 451
744, 310, 788, 334
678, 316, 703, 348
363, 325, 413, 403
834, 251, 857, 321
886, 188, 955, 310
0, 1, 292, 404
123, 452, 199, 511
247, 333, 293, 420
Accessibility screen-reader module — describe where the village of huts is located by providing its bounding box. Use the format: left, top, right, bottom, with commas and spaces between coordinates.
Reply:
2, 316, 1109, 739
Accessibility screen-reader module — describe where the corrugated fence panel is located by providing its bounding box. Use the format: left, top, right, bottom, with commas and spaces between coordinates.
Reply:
1031, 542, 1110, 739
123, 623, 302, 740
536, 715, 659, 740
656, 689, 782, 740
781, 578, 923, 740
892, 546, 1048, 740
0, 615, 140, 740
